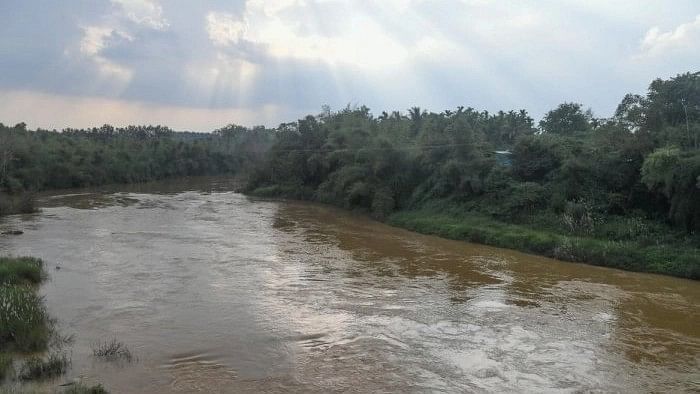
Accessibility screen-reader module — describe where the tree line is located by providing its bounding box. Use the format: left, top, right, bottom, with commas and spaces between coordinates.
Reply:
0, 124, 273, 193
245, 72, 700, 232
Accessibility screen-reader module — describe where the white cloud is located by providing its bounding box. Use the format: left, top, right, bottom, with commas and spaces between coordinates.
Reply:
206, 12, 247, 46
111, 0, 169, 30
79, 26, 134, 83
205, 1, 421, 69
245, 0, 300, 17
74, 1, 170, 87
640, 14, 700, 56
250, 16, 410, 68
80, 26, 115, 56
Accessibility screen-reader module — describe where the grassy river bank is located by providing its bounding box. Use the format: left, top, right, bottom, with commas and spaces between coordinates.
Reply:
247, 188, 700, 280
0, 256, 106, 393
388, 207, 700, 280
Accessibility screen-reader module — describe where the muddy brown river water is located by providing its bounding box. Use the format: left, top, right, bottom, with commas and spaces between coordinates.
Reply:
0, 178, 698, 393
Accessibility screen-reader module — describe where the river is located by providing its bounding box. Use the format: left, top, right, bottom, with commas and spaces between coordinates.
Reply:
0, 178, 698, 393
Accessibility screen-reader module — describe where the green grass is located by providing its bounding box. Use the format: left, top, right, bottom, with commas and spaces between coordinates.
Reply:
0, 255, 75, 386
0, 256, 44, 285
0, 256, 51, 353
18, 352, 70, 381
388, 208, 700, 279
0, 285, 53, 352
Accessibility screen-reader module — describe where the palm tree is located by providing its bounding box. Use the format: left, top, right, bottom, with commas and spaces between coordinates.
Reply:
408, 106, 423, 123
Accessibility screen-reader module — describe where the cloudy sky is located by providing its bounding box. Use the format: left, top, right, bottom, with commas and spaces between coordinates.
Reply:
0, 0, 698, 131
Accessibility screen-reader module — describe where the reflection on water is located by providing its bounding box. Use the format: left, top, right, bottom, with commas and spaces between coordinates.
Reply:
0, 180, 698, 393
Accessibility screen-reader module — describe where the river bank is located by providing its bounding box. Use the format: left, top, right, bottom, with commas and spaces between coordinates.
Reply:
247, 188, 700, 280
388, 208, 700, 280
0, 256, 66, 381
0, 256, 109, 392
0, 193, 37, 216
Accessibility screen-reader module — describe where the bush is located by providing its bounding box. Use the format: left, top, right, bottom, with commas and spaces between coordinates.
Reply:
371, 187, 395, 219
561, 200, 596, 234
92, 339, 133, 362
19, 352, 70, 380
0, 192, 37, 216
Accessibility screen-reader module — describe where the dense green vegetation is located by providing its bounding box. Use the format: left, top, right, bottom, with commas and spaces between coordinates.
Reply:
0, 256, 44, 285
0, 123, 272, 214
244, 72, 700, 279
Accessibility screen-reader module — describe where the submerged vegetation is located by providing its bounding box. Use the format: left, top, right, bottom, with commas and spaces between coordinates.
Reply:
64, 382, 108, 394
92, 339, 133, 362
18, 352, 70, 381
1, 72, 699, 278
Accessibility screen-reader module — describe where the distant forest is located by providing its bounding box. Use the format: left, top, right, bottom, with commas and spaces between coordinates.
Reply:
1, 72, 699, 277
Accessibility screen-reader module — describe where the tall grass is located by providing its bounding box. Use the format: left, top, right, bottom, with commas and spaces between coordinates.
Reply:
0, 257, 51, 353
0, 255, 67, 384
18, 352, 70, 380
0, 284, 52, 352
0, 256, 44, 285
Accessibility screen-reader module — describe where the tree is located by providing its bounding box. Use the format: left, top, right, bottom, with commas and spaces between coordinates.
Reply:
642, 147, 700, 231
539, 102, 591, 135
512, 135, 565, 181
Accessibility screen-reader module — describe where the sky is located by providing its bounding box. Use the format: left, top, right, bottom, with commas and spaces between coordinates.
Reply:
0, 0, 698, 131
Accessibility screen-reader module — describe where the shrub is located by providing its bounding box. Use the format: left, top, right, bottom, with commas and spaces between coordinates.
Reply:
92, 339, 133, 362
0, 192, 37, 216
371, 187, 395, 219
561, 200, 596, 234
19, 352, 70, 380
